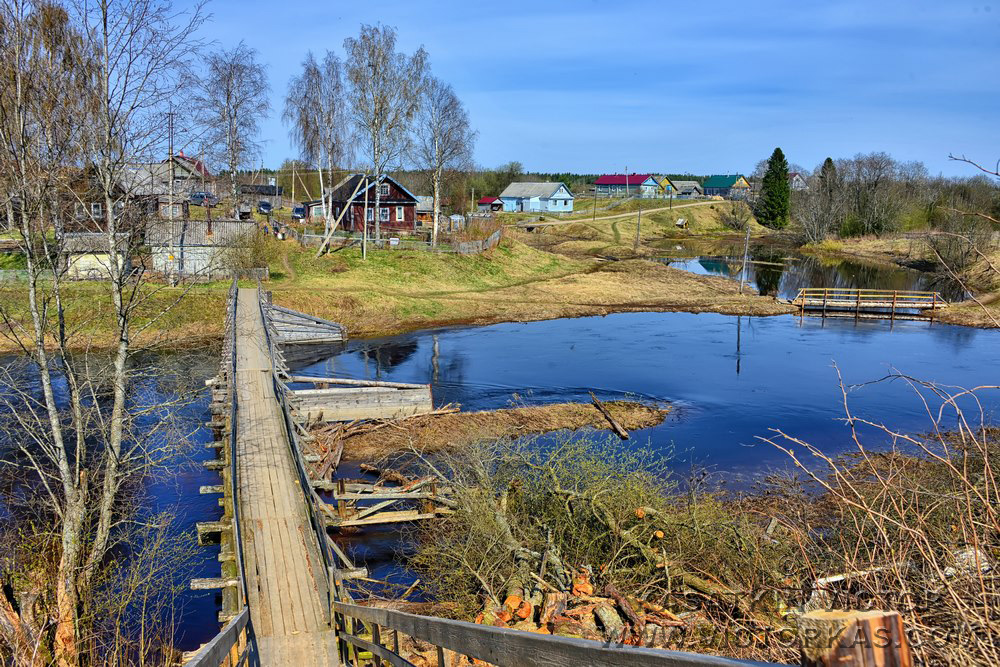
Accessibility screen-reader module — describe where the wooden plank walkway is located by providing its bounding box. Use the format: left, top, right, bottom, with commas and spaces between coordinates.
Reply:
233, 288, 339, 666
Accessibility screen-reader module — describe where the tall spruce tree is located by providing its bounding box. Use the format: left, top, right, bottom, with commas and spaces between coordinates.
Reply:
756, 147, 791, 228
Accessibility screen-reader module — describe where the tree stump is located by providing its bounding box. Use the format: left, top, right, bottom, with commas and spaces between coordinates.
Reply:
798, 610, 911, 666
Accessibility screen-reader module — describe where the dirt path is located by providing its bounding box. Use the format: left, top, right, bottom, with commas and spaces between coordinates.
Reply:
512, 200, 719, 228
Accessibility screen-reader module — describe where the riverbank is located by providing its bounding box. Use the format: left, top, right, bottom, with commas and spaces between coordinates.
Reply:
0, 237, 794, 352
320, 400, 670, 462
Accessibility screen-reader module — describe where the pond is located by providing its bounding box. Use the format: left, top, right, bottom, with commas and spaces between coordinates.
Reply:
653, 238, 969, 302
298, 313, 998, 476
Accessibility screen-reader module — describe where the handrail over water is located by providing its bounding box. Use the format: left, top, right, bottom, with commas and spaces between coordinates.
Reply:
187, 280, 255, 667
793, 287, 947, 321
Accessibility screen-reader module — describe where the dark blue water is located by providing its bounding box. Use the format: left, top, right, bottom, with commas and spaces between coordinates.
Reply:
298, 312, 998, 477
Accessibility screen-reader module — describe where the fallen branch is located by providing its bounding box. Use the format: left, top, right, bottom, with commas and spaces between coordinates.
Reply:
590, 392, 629, 440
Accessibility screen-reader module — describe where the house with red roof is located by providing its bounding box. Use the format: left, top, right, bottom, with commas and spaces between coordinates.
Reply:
595, 173, 660, 198
477, 196, 503, 213
162, 151, 215, 195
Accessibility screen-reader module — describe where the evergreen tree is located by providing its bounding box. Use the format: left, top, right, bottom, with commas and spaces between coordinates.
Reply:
756, 147, 791, 228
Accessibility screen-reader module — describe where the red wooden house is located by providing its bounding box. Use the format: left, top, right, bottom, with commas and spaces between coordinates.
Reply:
309, 174, 419, 234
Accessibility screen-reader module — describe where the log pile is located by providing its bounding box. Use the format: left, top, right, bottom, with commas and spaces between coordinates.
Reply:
470, 570, 688, 649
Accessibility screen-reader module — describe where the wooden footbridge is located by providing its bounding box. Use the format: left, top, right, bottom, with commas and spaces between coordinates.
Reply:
183, 281, 902, 667
793, 287, 948, 321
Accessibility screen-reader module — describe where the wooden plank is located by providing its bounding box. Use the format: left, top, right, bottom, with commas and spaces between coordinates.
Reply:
289, 375, 428, 390
327, 509, 448, 528
333, 602, 772, 667
230, 288, 337, 666
183, 607, 250, 667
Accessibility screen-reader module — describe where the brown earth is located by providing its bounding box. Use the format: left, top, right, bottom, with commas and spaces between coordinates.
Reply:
328, 401, 670, 462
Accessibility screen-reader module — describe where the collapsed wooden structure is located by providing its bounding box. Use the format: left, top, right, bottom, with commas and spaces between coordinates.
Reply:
287, 375, 434, 423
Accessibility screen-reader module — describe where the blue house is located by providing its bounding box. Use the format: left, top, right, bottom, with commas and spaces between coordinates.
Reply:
498, 182, 574, 213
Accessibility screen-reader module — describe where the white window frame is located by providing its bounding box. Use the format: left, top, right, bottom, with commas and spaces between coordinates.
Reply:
379, 183, 389, 197
366, 207, 374, 222
395, 206, 404, 221
379, 207, 389, 222
91, 202, 102, 217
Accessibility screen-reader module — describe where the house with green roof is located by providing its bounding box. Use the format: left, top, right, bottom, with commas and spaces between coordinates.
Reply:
702, 174, 751, 199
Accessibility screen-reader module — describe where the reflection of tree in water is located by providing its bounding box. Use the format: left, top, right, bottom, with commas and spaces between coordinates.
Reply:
749, 248, 786, 296
360, 340, 419, 373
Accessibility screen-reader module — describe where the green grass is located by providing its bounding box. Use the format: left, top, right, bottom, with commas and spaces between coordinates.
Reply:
0, 252, 27, 269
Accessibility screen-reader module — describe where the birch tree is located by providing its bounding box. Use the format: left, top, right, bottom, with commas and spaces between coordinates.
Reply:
0, 0, 201, 663
196, 42, 269, 211
414, 76, 475, 246
344, 24, 427, 242
283, 50, 348, 235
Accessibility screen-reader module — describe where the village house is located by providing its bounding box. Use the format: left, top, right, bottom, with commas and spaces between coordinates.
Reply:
307, 174, 419, 233
657, 176, 677, 197
60, 232, 132, 280
498, 182, 574, 213
788, 172, 808, 190
65, 167, 188, 233
415, 196, 435, 225
145, 219, 259, 279
594, 173, 660, 198
672, 180, 704, 198
477, 196, 503, 213
702, 174, 751, 199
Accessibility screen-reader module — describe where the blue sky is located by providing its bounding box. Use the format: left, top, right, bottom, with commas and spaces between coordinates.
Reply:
185, 0, 1000, 176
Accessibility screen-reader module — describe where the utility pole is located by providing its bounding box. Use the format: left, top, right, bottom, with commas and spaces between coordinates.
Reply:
738, 217, 752, 294
167, 108, 176, 282
362, 175, 369, 260
634, 196, 642, 253
592, 184, 597, 223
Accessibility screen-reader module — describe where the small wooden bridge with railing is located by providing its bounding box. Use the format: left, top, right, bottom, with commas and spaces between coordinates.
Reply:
793, 287, 947, 320
183, 281, 912, 667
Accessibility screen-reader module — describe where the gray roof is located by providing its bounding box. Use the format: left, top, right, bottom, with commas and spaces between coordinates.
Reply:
145, 220, 260, 247
498, 182, 572, 200
415, 196, 434, 212
62, 232, 129, 253
672, 180, 703, 193
120, 163, 171, 196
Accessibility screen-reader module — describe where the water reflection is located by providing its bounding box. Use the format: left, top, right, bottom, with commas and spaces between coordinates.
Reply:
655, 239, 968, 301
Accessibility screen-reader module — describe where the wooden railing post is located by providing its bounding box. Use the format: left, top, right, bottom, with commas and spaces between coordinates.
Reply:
798, 610, 911, 667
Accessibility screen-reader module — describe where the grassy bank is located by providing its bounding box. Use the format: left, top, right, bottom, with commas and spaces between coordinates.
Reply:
0, 236, 792, 352
264, 238, 793, 338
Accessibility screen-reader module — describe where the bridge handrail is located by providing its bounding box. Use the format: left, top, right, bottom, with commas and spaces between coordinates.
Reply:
794, 287, 944, 299
333, 601, 779, 667
186, 280, 255, 667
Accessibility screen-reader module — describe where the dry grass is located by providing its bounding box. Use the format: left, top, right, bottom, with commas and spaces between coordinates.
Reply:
330, 401, 670, 461
270, 240, 794, 337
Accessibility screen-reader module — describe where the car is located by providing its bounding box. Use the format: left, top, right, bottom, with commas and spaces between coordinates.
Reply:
257, 200, 272, 215
291, 206, 306, 220
189, 191, 217, 207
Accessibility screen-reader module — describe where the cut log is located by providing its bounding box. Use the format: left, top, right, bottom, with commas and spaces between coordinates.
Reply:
589, 392, 629, 440
798, 610, 911, 667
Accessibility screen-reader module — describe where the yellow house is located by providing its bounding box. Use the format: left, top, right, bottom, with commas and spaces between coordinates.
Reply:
658, 176, 677, 196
